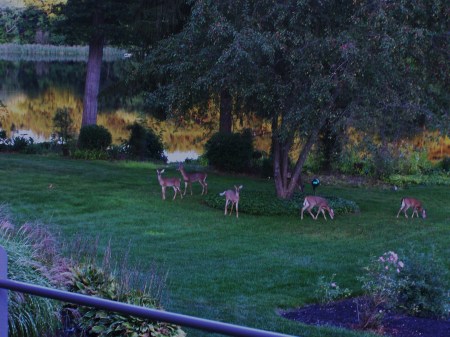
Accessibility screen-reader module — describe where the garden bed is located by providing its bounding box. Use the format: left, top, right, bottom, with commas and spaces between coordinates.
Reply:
280, 298, 450, 337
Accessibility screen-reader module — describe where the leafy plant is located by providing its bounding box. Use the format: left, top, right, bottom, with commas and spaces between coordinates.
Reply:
204, 130, 254, 172
65, 264, 185, 337
314, 274, 351, 304
356, 251, 406, 330
396, 248, 449, 318
53, 107, 75, 156
204, 190, 359, 216
125, 122, 167, 162
0, 216, 65, 337
78, 125, 112, 151
72, 149, 109, 160
386, 173, 450, 186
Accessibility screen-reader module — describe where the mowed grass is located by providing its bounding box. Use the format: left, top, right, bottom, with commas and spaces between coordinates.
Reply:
0, 153, 449, 337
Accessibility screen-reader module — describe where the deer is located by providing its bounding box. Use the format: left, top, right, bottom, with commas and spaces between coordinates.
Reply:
177, 163, 208, 196
396, 197, 426, 219
156, 169, 183, 200
301, 196, 335, 220
219, 185, 243, 218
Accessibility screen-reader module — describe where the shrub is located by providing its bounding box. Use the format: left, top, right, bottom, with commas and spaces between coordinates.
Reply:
396, 249, 449, 318
356, 251, 406, 330
78, 125, 112, 151
385, 173, 450, 186
125, 122, 166, 162
72, 149, 109, 160
65, 264, 185, 337
438, 156, 450, 172
204, 191, 359, 216
204, 129, 254, 172
0, 217, 64, 337
314, 274, 351, 304
125, 122, 167, 162
53, 107, 75, 156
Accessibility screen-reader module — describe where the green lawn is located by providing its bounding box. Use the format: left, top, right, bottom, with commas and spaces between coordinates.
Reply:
0, 153, 448, 337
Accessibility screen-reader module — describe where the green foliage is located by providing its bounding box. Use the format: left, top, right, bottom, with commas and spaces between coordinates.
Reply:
53, 107, 74, 156
72, 149, 109, 160
125, 122, 167, 162
438, 156, 450, 172
386, 173, 450, 186
314, 274, 352, 304
77, 125, 112, 151
66, 264, 185, 337
204, 190, 359, 217
204, 130, 254, 172
356, 251, 407, 330
396, 249, 449, 318
0, 217, 62, 337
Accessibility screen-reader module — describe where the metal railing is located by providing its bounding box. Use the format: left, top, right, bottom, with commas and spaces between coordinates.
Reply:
0, 246, 296, 337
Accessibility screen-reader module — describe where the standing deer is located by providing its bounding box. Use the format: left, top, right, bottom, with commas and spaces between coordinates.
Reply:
301, 196, 335, 220
396, 197, 426, 219
220, 185, 243, 218
177, 163, 208, 196
156, 169, 183, 200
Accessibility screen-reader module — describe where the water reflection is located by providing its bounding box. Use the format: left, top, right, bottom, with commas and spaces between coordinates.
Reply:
0, 59, 271, 162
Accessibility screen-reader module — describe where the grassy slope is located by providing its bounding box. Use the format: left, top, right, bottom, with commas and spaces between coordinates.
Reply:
0, 153, 448, 337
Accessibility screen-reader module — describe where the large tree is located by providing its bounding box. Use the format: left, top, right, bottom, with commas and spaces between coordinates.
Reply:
53, 0, 188, 127
137, 0, 448, 198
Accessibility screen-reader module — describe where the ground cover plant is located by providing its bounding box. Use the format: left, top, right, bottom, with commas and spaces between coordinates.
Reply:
0, 154, 448, 337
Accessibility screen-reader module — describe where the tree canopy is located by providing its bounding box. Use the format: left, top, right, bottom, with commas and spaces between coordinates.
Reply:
132, 0, 448, 198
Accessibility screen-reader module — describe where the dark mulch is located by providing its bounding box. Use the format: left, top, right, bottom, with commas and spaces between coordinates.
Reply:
280, 298, 450, 337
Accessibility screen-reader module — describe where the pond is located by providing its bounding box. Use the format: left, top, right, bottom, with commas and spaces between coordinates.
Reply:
0, 58, 271, 162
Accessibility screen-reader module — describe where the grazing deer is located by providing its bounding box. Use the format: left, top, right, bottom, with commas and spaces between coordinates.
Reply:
219, 185, 243, 218
177, 163, 208, 196
396, 197, 426, 219
301, 196, 335, 220
156, 169, 183, 200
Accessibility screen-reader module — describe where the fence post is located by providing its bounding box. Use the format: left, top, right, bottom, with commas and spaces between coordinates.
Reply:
0, 245, 7, 337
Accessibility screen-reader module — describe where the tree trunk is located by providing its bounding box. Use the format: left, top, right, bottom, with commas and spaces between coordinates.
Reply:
273, 125, 321, 199
81, 15, 104, 127
219, 89, 232, 133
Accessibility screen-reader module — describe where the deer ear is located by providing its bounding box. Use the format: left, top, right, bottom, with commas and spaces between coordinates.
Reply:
239, 185, 243, 189
161, 169, 165, 173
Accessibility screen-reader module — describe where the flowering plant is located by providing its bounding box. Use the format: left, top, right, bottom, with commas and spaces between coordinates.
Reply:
357, 251, 406, 329
315, 274, 352, 304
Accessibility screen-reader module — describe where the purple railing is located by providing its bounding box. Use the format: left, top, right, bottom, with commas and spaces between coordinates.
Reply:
0, 246, 296, 337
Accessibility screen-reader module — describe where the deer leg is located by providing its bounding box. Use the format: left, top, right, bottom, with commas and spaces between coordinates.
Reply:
178, 186, 183, 199
307, 206, 316, 220
236, 202, 239, 218
396, 206, 405, 218
172, 186, 177, 200
412, 207, 418, 218
403, 205, 411, 218
224, 200, 229, 215
161, 187, 166, 200
183, 182, 188, 196
190, 182, 193, 195
229, 202, 234, 216
204, 181, 208, 195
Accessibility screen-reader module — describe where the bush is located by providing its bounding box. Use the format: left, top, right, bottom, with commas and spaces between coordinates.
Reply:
356, 251, 407, 330
0, 217, 64, 337
204, 129, 254, 172
125, 122, 167, 162
396, 249, 449, 318
72, 149, 109, 160
204, 190, 359, 216
314, 274, 352, 304
78, 125, 112, 151
65, 264, 185, 337
385, 173, 450, 186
